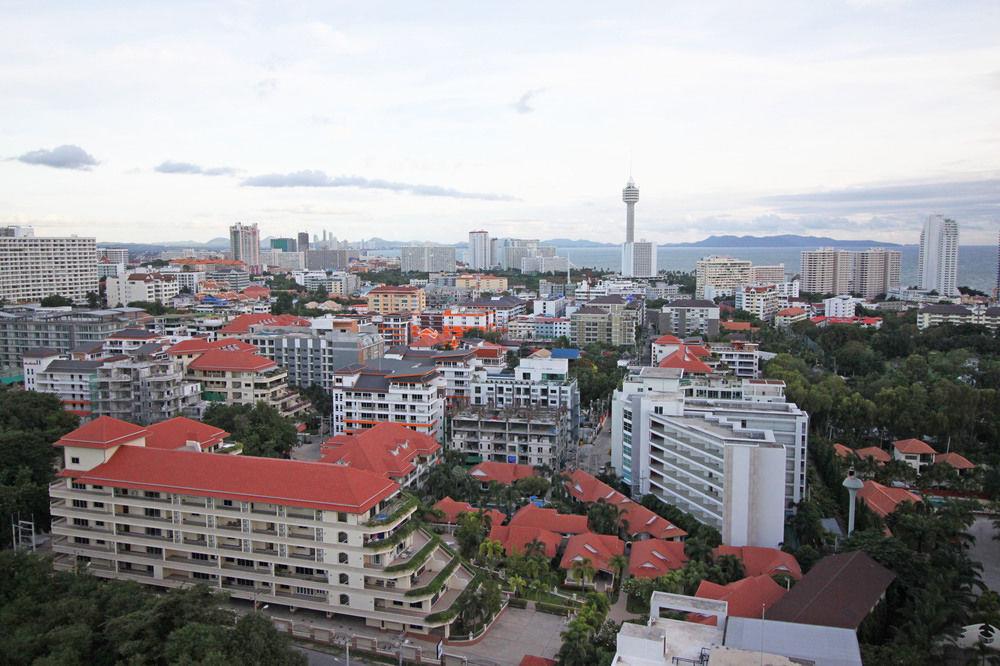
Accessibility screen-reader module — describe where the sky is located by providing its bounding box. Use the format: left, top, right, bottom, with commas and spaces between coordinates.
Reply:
1, 1, 999, 245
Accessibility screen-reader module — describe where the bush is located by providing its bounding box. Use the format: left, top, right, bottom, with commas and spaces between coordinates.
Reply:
535, 601, 573, 616
507, 597, 528, 609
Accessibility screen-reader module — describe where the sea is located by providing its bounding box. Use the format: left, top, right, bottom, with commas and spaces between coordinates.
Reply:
366, 245, 999, 293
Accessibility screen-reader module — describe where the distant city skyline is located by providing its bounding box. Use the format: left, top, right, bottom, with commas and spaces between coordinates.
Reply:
2, 3, 999, 244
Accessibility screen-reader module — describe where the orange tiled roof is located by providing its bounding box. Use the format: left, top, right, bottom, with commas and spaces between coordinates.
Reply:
469, 461, 537, 485
857, 480, 920, 518
629, 539, 688, 578
693, 575, 786, 623
55, 416, 147, 449
432, 497, 505, 527
319, 422, 440, 480
713, 546, 802, 580
559, 532, 625, 574
145, 417, 228, 451
893, 438, 936, 455
508, 504, 588, 535
855, 446, 891, 464
488, 524, 561, 558
934, 452, 975, 470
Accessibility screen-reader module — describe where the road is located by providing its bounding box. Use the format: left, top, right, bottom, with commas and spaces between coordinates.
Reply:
292, 435, 323, 461
576, 421, 611, 474
969, 515, 1000, 593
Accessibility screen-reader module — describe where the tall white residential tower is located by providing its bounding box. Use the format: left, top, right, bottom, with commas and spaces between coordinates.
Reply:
468, 230, 492, 269
229, 222, 261, 274
918, 215, 959, 297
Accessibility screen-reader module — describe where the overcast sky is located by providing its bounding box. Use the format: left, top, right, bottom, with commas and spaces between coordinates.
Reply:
2, 1, 999, 244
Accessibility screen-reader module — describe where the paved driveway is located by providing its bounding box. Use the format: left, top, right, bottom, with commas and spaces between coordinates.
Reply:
446, 608, 568, 666
970, 515, 1000, 593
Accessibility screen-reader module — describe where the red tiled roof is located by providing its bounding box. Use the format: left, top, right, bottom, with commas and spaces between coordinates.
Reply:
242, 285, 271, 298
713, 546, 802, 580
833, 443, 853, 459
320, 422, 440, 480
61, 446, 397, 513
563, 470, 686, 540
857, 480, 920, 518
145, 417, 228, 451
488, 524, 561, 558
777, 307, 807, 316
509, 504, 588, 535
519, 658, 556, 666
219, 314, 311, 334
432, 497, 505, 527
935, 452, 975, 470
469, 461, 537, 485
653, 335, 682, 345
629, 539, 687, 578
559, 532, 625, 573
693, 575, 786, 623
55, 416, 148, 449
167, 337, 257, 355
188, 350, 277, 372
855, 446, 891, 464
893, 438, 936, 455
721, 321, 752, 331
658, 345, 713, 374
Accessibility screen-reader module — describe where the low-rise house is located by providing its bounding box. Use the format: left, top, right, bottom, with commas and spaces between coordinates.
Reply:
712, 546, 802, 580
934, 452, 975, 474
559, 532, 625, 585
857, 480, 920, 518
508, 504, 588, 536
693, 575, 787, 623
487, 525, 561, 558
469, 461, 538, 488
855, 446, 891, 465
320, 422, 441, 490
628, 539, 688, 578
431, 497, 505, 528
563, 470, 686, 541
892, 438, 936, 472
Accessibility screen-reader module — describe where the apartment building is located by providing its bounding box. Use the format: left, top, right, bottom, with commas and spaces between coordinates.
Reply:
611, 368, 807, 548
574, 278, 647, 303
382, 347, 479, 406
508, 315, 571, 341
799, 249, 853, 295
243, 320, 384, 390
321, 422, 442, 491
450, 356, 580, 470
0, 228, 98, 304
852, 249, 901, 299
0, 306, 150, 369
441, 307, 495, 336
106, 273, 181, 307
533, 297, 567, 317
918, 215, 959, 297
707, 341, 761, 379
774, 308, 808, 328
177, 347, 309, 417
400, 245, 457, 273
467, 231, 492, 270
659, 299, 720, 337
569, 305, 638, 347
461, 295, 526, 328
229, 222, 261, 274
454, 274, 507, 292
49, 417, 472, 638
331, 363, 445, 440
97, 248, 130, 265
92, 348, 204, 424
207, 268, 251, 292
260, 249, 306, 272
33, 356, 105, 418
694, 256, 751, 299
748, 265, 785, 285
366, 286, 427, 315
305, 249, 352, 271
916, 303, 1000, 330
735, 285, 779, 322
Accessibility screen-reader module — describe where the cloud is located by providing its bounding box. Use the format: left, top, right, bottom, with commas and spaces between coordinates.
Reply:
154, 160, 239, 176
758, 178, 1000, 219
17, 144, 98, 170
241, 170, 516, 201
512, 88, 547, 114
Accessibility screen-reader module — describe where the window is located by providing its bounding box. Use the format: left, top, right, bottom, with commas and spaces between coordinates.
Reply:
72, 482, 86, 490
144, 508, 160, 518
145, 527, 161, 537
143, 491, 161, 499
338, 573, 348, 585
193, 572, 213, 580
71, 457, 80, 464
222, 500, 234, 507
72, 518, 89, 527
192, 552, 209, 561
340, 594, 349, 606
338, 553, 349, 564
72, 499, 87, 508
337, 532, 348, 543
337, 512, 348, 523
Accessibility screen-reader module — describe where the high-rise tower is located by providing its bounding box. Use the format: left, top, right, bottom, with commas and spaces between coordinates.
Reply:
623, 177, 639, 243
918, 215, 959, 297
229, 222, 261, 274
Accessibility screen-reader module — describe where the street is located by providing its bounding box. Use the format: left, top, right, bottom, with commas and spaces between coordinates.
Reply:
576, 421, 612, 474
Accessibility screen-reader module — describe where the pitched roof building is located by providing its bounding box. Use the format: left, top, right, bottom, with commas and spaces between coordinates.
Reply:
469, 461, 538, 486
857, 480, 920, 518
559, 532, 625, 576
713, 546, 802, 580
628, 539, 688, 578
320, 422, 441, 488
508, 504, 588, 536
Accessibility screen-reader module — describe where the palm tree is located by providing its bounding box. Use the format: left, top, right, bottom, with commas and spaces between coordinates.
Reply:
609, 554, 629, 589
524, 538, 548, 559
571, 557, 596, 588
478, 538, 505, 569
508, 574, 527, 598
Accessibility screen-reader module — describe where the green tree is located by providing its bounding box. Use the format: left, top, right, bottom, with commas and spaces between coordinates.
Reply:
587, 500, 625, 535
40, 294, 73, 307
85, 290, 100, 308
455, 510, 491, 559
202, 402, 298, 458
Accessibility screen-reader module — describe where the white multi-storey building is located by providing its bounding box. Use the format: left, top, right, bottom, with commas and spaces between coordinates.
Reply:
695, 256, 752, 299
97, 248, 130, 265
734, 285, 779, 322
400, 245, 457, 273
331, 364, 445, 440
748, 264, 785, 284
49, 416, 472, 638
659, 299, 721, 337
823, 295, 861, 318
918, 215, 959, 297
799, 248, 854, 295
106, 273, 181, 307
611, 368, 807, 548
622, 241, 657, 279
0, 227, 98, 305
852, 248, 901, 299
467, 230, 492, 269
229, 222, 261, 274
507, 315, 571, 341
260, 249, 306, 271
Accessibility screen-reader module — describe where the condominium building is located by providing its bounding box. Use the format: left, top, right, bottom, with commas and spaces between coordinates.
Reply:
106, 273, 181, 307
93, 349, 204, 424
0, 306, 149, 368
270, 238, 298, 252
852, 249, 901, 299
207, 268, 251, 292
331, 363, 445, 440
520, 255, 570, 274
461, 295, 527, 328
734, 285, 779, 322
799, 249, 854, 295
507, 315, 571, 341
569, 306, 637, 347
918, 215, 959, 297
694, 256, 751, 299
229, 223, 261, 274
174, 346, 309, 417
454, 274, 507, 292
441, 307, 495, 335
574, 278, 647, 302
321, 422, 442, 491
400, 245, 456, 273
467, 231, 492, 270
707, 341, 761, 379
305, 249, 352, 271
621, 241, 658, 279
49, 417, 472, 638
97, 248, 130, 265
381, 347, 480, 406
823, 295, 860, 318
450, 356, 581, 470
611, 368, 807, 548
748, 265, 785, 285
366, 286, 427, 315
260, 249, 306, 271
0, 227, 98, 305
659, 299, 720, 337
533, 297, 567, 317
242, 320, 385, 390
916, 303, 1000, 331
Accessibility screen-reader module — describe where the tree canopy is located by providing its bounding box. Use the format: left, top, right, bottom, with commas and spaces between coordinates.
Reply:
202, 402, 298, 458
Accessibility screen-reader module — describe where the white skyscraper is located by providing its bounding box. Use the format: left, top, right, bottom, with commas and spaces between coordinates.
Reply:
0, 226, 98, 305
918, 215, 959, 296
229, 222, 261, 274
468, 230, 492, 269
620, 178, 657, 278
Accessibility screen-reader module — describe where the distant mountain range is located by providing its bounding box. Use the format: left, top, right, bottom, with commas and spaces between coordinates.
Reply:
99, 234, 908, 252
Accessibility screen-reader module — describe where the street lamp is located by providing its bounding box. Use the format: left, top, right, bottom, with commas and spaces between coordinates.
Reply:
842, 466, 864, 536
